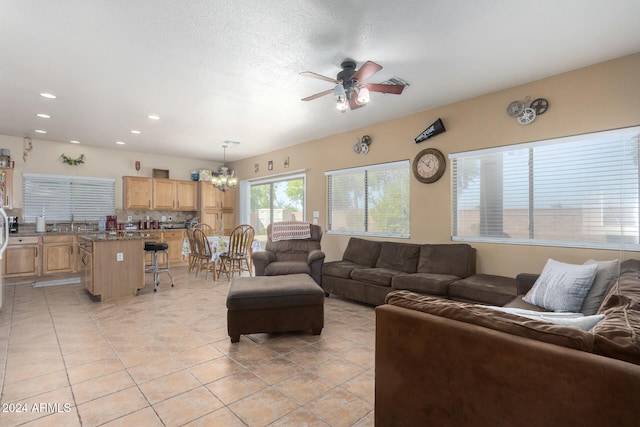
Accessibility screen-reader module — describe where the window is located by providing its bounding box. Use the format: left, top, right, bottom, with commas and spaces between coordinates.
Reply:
450, 126, 640, 250
23, 173, 115, 222
326, 160, 410, 238
242, 173, 306, 248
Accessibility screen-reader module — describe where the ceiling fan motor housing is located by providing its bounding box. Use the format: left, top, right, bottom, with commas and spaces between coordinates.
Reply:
337, 60, 358, 97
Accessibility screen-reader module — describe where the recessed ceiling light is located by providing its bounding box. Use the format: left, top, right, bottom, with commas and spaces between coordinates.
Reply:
130, 130, 142, 134
35, 129, 47, 134
36, 113, 51, 118
40, 93, 57, 99
115, 141, 126, 145
70, 140, 80, 144
148, 115, 160, 120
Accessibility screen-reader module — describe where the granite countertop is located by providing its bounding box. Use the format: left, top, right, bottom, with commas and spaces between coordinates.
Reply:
79, 232, 162, 242
11, 227, 186, 238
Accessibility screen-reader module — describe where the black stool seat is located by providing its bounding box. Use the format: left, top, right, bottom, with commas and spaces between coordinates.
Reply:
145, 242, 169, 251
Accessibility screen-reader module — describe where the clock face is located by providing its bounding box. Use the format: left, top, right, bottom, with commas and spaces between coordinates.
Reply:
413, 148, 446, 183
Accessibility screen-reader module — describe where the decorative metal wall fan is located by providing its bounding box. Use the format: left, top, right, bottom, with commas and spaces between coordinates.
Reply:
300, 59, 405, 112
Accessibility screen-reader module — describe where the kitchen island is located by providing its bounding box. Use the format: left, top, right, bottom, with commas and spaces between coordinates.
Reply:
79, 234, 147, 301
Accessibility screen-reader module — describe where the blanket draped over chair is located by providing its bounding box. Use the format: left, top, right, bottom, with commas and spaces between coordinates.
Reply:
271, 221, 312, 242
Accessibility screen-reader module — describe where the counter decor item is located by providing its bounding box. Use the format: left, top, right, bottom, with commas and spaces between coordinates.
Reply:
36, 216, 46, 232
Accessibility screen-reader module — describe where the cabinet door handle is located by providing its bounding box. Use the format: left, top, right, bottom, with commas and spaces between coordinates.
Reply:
35, 247, 38, 257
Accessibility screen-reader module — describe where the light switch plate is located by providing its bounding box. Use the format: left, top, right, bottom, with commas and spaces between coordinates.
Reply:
116, 253, 124, 262
313, 211, 320, 218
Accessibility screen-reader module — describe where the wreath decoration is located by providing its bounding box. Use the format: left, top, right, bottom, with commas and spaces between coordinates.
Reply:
60, 154, 85, 166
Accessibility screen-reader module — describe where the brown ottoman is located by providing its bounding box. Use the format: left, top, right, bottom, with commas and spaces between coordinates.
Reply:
226, 274, 325, 343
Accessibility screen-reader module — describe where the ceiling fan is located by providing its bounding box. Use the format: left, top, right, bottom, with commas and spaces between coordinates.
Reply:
300, 59, 405, 112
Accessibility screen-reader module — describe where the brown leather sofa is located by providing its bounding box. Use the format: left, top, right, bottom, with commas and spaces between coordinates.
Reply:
375, 259, 640, 426
252, 223, 325, 285
322, 237, 481, 305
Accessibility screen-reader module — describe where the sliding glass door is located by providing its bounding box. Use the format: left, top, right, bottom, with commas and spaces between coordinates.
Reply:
248, 174, 305, 248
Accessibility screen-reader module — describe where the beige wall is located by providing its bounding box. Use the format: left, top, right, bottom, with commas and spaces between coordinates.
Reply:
0, 135, 221, 210
229, 53, 640, 277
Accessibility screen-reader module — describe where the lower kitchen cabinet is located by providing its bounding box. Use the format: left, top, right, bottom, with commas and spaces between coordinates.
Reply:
42, 235, 77, 275
163, 230, 186, 265
4, 236, 40, 277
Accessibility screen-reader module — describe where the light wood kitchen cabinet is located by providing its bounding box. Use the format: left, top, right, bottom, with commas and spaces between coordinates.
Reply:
42, 235, 77, 275
152, 179, 197, 211
0, 167, 13, 208
163, 230, 186, 265
4, 236, 40, 277
152, 178, 176, 210
198, 181, 235, 234
175, 180, 197, 210
123, 176, 153, 209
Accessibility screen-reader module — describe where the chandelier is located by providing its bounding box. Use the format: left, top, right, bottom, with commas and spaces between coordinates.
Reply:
211, 141, 239, 192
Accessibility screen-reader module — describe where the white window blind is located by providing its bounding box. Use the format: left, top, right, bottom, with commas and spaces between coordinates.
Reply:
450, 126, 640, 250
326, 160, 410, 238
23, 173, 115, 222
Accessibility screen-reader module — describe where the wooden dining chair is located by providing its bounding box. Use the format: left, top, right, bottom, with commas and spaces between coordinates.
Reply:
193, 228, 216, 280
217, 224, 255, 280
194, 223, 215, 236
185, 228, 199, 273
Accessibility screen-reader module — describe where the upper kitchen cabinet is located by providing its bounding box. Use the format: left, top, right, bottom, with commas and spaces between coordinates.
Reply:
123, 176, 153, 209
0, 168, 13, 208
123, 176, 197, 211
152, 179, 197, 211
198, 181, 234, 210
175, 180, 197, 210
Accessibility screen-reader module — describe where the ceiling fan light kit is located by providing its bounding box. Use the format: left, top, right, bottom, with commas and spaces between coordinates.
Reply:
301, 59, 406, 112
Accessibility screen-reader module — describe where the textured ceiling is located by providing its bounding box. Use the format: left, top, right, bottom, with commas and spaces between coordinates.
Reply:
1, 0, 640, 162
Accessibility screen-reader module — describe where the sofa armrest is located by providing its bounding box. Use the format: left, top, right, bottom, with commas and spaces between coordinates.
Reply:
516, 273, 539, 295
252, 250, 276, 276
307, 249, 326, 264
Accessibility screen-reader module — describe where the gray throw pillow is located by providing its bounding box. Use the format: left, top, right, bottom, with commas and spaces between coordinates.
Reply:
523, 259, 598, 312
580, 259, 620, 315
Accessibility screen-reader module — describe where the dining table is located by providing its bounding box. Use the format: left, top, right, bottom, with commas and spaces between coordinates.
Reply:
182, 234, 262, 261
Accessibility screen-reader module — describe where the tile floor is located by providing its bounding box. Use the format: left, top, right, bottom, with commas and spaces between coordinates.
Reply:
0, 267, 376, 426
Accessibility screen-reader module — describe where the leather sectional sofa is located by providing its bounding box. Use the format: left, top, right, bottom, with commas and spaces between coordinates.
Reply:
322, 237, 517, 306
375, 259, 640, 426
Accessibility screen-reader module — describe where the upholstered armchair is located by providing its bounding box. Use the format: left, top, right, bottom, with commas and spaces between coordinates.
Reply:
252, 223, 325, 285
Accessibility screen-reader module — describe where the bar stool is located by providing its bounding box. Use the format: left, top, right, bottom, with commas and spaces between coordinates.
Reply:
144, 242, 174, 291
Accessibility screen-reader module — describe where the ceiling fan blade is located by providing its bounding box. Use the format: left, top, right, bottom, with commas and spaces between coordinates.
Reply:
301, 89, 333, 101
366, 83, 405, 95
300, 71, 339, 84
352, 61, 383, 82
349, 96, 364, 110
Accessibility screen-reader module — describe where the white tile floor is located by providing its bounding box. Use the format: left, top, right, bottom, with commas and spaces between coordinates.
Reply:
0, 267, 376, 426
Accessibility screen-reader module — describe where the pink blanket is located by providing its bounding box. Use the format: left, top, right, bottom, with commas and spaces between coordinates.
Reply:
271, 221, 311, 242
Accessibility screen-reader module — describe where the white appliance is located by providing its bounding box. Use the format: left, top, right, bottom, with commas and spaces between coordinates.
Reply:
0, 208, 9, 310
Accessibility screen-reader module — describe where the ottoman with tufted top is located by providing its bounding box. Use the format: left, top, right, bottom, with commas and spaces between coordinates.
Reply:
226, 274, 325, 343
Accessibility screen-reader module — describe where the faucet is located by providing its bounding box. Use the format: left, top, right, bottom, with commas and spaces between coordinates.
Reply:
70, 214, 75, 231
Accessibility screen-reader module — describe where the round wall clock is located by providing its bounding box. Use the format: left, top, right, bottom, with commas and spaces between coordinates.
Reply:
412, 148, 446, 183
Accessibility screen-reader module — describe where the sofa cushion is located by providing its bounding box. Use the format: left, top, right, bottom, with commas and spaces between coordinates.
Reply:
581, 259, 620, 315
385, 290, 596, 351
523, 259, 598, 312
342, 238, 381, 267
351, 267, 401, 287
322, 260, 366, 279
391, 273, 457, 296
375, 242, 420, 273
417, 244, 475, 277
449, 274, 518, 306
